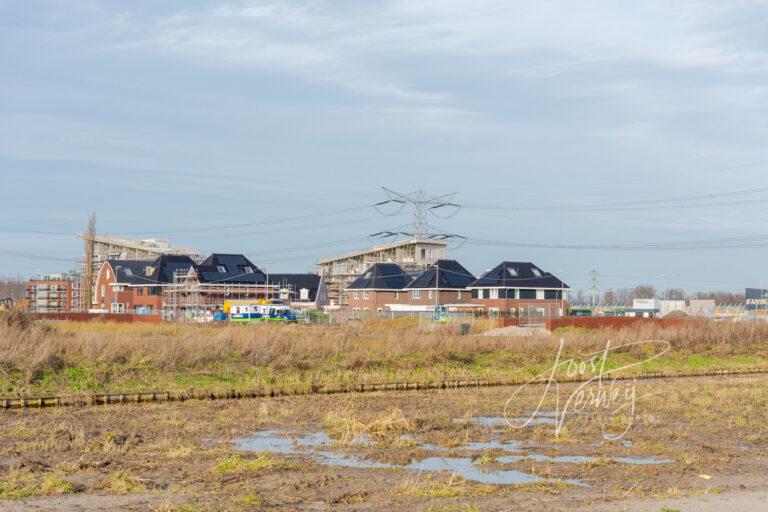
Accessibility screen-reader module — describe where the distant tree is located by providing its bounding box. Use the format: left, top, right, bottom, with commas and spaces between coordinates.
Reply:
693, 291, 746, 304
0, 278, 26, 299
602, 289, 616, 305
573, 289, 586, 304
663, 288, 686, 300
613, 288, 632, 305
631, 285, 656, 300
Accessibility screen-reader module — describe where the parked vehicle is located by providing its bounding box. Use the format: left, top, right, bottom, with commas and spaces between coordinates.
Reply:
223, 300, 298, 323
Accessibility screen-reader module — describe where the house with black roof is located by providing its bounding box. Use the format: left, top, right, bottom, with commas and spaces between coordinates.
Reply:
94, 253, 276, 317
469, 261, 569, 317
404, 259, 475, 306
345, 263, 413, 312
94, 255, 196, 314
270, 273, 328, 309
194, 254, 266, 284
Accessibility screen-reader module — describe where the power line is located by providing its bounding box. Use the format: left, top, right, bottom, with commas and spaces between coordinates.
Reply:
372, 187, 465, 242
465, 233, 768, 251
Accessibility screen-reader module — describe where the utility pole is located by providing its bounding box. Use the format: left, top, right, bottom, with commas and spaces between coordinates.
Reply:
82, 213, 96, 313
589, 269, 598, 308
435, 260, 439, 308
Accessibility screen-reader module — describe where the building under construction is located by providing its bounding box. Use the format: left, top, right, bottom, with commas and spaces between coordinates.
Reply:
316, 238, 448, 306
79, 234, 203, 310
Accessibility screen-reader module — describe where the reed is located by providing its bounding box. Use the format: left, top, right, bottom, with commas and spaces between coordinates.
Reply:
0, 312, 766, 397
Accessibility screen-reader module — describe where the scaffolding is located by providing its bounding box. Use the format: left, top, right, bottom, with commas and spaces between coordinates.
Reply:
161, 270, 282, 321
77, 234, 204, 312
316, 238, 448, 306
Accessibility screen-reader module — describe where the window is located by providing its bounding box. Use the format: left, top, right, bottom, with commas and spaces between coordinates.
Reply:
536, 289, 545, 300
489, 307, 500, 317
353, 291, 359, 300
477, 289, 484, 299
394, 291, 399, 300
72, 291, 79, 298
110, 303, 124, 313
457, 290, 462, 300
124, 268, 133, 277
217, 265, 227, 273
532, 268, 542, 277
137, 287, 144, 296
507, 268, 518, 277
412, 290, 421, 299
363, 290, 369, 300
428, 290, 433, 299
244, 266, 253, 273
490, 289, 499, 299
106, 269, 110, 280
299, 288, 309, 300
101, 284, 105, 298
362, 307, 369, 312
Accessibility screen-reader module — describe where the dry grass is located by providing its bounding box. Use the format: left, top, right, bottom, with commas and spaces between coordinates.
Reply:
1, 311, 767, 396
0, 469, 75, 499
213, 454, 292, 474
398, 474, 495, 498
322, 407, 411, 445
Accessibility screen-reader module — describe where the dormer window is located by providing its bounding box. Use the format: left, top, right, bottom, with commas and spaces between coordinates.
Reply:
532, 268, 542, 277
217, 265, 227, 273
124, 268, 133, 277
145, 266, 154, 276
507, 268, 518, 277
244, 266, 253, 274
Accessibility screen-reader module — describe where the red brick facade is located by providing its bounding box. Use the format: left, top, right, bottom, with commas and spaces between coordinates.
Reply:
472, 298, 565, 317
27, 276, 79, 312
94, 262, 162, 314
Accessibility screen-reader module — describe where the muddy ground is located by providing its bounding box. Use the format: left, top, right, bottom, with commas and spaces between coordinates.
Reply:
1, 374, 767, 511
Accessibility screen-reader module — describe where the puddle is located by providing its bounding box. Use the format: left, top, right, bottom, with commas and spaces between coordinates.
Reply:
459, 440, 524, 452
315, 451, 393, 469
406, 457, 543, 485
234, 430, 302, 454
234, 429, 583, 486
613, 456, 672, 465
497, 454, 597, 464
497, 453, 671, 465
350, 433, 376, 447
295, 431, 333, 447
469, 413, 558, 428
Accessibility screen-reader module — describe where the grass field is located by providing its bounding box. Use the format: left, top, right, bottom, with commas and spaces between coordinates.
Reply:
1, 374, 766, 510
1, 311, 767, 398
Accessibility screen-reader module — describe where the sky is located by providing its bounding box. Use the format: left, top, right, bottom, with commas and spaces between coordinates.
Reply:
2, 0, 768, 294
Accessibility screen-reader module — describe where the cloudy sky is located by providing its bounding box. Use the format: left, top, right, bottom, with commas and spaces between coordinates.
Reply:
2, 0, 768, 294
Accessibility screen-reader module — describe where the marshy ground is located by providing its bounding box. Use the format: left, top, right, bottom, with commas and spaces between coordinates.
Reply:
1, 373, 767, 511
